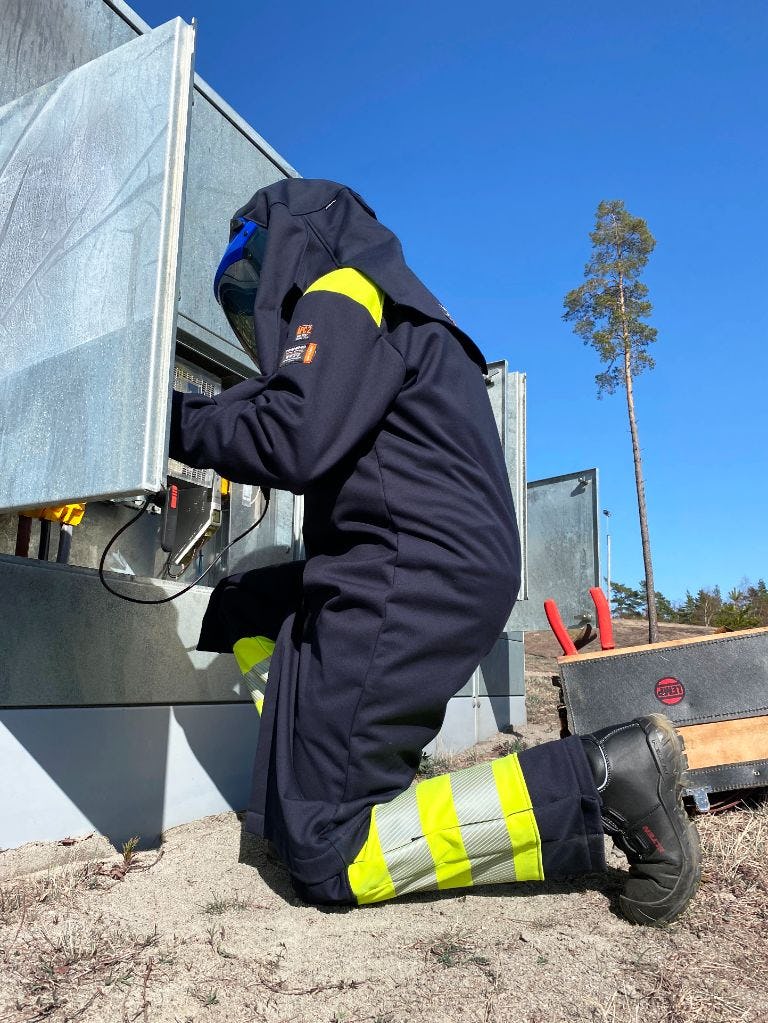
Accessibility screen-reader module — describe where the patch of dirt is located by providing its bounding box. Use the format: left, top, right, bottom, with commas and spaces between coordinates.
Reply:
2, 794, 766, 1021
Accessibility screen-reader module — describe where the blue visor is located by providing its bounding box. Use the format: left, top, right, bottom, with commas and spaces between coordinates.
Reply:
213, 219, 268, 367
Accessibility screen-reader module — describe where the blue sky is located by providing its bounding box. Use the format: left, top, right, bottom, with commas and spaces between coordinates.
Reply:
135, 0, 768, 603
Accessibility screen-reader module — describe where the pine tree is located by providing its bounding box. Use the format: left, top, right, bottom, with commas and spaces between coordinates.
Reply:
564, 201, 659, 642
610, 581, 645, 618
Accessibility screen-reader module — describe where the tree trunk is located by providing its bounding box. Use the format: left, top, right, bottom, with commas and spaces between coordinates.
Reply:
618, 273, 659, 643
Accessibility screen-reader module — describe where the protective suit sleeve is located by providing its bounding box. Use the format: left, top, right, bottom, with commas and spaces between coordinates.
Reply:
168, 291, 406, 493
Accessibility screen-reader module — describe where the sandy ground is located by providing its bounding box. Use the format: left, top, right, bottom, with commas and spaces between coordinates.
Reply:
2, 622, 767, 1023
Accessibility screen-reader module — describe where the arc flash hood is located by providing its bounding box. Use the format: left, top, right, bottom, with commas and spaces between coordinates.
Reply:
230, 178, 488, 376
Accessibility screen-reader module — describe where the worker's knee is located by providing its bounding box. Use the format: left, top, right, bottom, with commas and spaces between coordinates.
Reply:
290, 871, 357, 907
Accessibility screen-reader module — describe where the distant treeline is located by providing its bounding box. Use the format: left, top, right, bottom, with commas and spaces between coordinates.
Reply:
610, 579, 768, 631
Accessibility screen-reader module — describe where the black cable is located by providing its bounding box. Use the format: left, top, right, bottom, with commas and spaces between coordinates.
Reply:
57, 523, 73, 564
98, 488, 271, 605
38, 519, 51, 560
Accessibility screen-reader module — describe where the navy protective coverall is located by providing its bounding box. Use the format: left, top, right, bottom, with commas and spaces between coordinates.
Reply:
170, 180, 605, 904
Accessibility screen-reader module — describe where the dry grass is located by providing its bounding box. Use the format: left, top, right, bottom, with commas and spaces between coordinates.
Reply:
418, 736, 527, 779
1, 919, 166, 1022
0, 850, 170, 1023
615, 792, 768, 1023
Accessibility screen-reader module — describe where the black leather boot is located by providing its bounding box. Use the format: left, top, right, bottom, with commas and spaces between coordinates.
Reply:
580, 713, 702, 925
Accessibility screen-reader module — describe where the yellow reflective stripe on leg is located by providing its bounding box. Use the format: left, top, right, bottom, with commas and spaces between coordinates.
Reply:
233, 636, 275, 675
415, 774, 473, 890
347, 807, 396, 905
304, 268, 384, 327
491, 755, 544, 881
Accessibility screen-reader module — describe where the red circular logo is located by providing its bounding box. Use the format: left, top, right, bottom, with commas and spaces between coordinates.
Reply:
655, 677, 685, 706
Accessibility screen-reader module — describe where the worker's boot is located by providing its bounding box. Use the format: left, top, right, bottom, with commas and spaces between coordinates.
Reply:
580, 714, 702, 926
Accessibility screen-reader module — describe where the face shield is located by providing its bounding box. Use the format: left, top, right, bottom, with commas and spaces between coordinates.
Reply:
213, 218, 268, 368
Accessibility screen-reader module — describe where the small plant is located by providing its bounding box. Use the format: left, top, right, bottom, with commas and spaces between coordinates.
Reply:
417, 751, 457, 779
104, 968, 135, 989
0, 883, 25, 923
122, 836, 140, 865
206, 922, 236, 959
422, 928, 497, 980
493, 735, 527, 756
192, 987, 219, 1007
429, 933, 466, 968
203, 891, 249, 915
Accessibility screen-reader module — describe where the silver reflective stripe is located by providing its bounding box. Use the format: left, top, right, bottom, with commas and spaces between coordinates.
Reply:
449, 762, 518, 886
249, 656, 271, 684
374, 786, 438, 895
242, 666, 267, 705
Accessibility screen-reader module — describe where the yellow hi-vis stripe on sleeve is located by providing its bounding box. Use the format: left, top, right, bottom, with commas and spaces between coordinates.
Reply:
304, 268, 384, 327
415, 775, 474, 890
347, 806, 397, 905
232, 636, 275, 675
491, 754, 544, 881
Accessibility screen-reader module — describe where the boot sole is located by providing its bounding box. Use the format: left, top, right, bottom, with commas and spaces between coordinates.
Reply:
618, 714, 702, 926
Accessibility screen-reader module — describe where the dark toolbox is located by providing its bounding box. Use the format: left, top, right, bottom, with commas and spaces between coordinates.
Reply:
545, 590, 768, 812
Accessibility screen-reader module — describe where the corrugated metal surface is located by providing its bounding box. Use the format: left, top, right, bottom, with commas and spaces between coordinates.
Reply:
0, 19, 195, 512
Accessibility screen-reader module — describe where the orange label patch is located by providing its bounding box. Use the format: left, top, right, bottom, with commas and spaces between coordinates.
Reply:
303, 342, 318, 363
295, 324, 313, 341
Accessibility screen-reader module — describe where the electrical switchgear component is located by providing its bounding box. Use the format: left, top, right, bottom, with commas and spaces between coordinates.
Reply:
167, 360, 221, 488
164, 476, 223, 579
163, 359, 224, 576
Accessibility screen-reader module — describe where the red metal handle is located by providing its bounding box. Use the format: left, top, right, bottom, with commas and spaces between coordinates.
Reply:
544, 599, 578, 657
589, 587, 615, 650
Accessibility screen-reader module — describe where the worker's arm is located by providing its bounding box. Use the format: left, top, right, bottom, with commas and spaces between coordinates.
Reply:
169, 282, 405, 493
210, 374, 270, 405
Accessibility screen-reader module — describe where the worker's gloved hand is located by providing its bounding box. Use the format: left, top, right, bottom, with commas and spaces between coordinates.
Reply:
580, 714, 702, 926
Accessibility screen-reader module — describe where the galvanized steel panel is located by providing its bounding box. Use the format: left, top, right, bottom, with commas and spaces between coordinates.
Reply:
0, 703, 258, 847
455, 631, 524, 697
175, 94, 289, 374
485, 362, 527, 599
425, 695, 526, 755
0, 0, 137, 105
218, 484, 297, 579
508, 468, 600, 632
0, 19, 195, 512
0, 555, 245, 707
0, 0, 298, 375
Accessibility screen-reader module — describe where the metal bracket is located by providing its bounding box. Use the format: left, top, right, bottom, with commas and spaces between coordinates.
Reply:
683, 786, 713, 814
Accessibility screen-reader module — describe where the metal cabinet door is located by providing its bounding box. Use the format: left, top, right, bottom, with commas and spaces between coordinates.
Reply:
0, 18, 195, 512
508, 467, 600, 631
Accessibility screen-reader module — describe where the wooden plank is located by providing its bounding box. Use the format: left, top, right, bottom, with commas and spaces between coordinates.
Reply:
558, 626, 768, 665
678, 716, 768, 770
